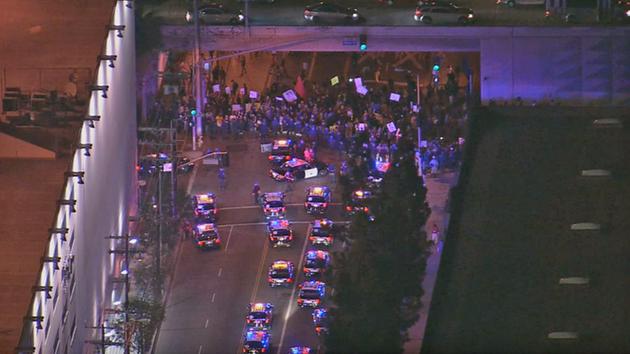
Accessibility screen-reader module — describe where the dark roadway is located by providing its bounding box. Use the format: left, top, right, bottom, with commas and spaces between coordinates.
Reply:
155, 136, 345, 354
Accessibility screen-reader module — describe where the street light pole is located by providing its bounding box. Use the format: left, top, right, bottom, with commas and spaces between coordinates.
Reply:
192, 0, 203, 151
156, 166, 162, 300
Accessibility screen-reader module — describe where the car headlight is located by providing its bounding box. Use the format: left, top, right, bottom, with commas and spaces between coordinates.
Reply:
467, 13, 474, 18
626, 9, 630, 16
352, 13, 359, 18
238, 14, 245, 21
185, 11, 192, 22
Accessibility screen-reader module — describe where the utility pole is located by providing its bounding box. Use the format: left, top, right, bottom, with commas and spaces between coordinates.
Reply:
156, 165, 162, 300
170, 119, 177, 218
192, 0, 203, 151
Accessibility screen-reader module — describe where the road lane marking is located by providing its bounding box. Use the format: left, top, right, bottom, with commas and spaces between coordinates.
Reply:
277, 223, 312, 354
218, 267, 223, 277
224, 226, 234, 252
198, 345, 203, 354
186, 162, 200, 195
218, 203, 342, 211
216, 220, 350, 228
211, 293, 216, 303
205, 319, 209, 328
236, 238, 271, 354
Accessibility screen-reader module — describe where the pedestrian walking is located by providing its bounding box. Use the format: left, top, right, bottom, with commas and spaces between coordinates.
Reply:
252, 183, 261, 205
430, 155, 439, 175
240, 56, 247, 76
218, 168, 226, 190
431, 224, 440, 245
284, 170, 294, 192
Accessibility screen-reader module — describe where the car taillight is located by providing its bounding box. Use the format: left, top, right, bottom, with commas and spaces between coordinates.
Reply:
197, 241, 204, 246
285, 156, 291, 160
288, 235, 293, 240
364, 207, 369, 212
309, 236, 315, 241
303, 267, 309, 273
282, 207, 286, 212
304, 202, 308, 207
315, 299, 320, 304
247, 319, 252, 323
261, 348, 266, 353
298, 299, 303, 303
327, 236, 333, 242
345, 206, 352, 211
268, 277, 273, 282
135, 165, 141, 172
287, 278, 293, 282
213, 209, 218, 214
268, 155, 273, 160
544, 9, 551, 16
415, 8, 422, 16
323, 203, 328, 208
215, 239, 221, 244
270, 236, 277, 241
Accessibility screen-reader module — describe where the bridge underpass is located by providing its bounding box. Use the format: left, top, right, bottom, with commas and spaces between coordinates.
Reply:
160, 25, 630, 105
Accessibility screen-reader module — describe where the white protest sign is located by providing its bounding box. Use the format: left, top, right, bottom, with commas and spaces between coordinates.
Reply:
354, 77, 363, 89
249, 90, 259, 99
225, 86, 231, 95
239, 88, 245, 95
389, 93, 401, 102
356, 86, 368, 96
420, 140, 428, 148
330, 76, 340, 86
232, 104, 242, 112
275, 96, 284, 102
357, 123, 366, 131
282, 89, 298, 102
386, 122, 397, 133
412, 104, 420, 113
212, 84, 220, 93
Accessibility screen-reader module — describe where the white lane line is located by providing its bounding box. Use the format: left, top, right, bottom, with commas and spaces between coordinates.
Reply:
186, 162, 200, 195
204, 318, 209, 328
198, 345, 203, 354
218, 202, 342, 211
216, 220, 350, 228
224, 226, 234, 252
277, 223, 312, 354
211, 293, 216, 303
236, 238, 271, 354
218, 267, 223, 277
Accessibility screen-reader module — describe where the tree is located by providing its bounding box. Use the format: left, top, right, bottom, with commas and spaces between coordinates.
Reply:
328, 130, 430, 353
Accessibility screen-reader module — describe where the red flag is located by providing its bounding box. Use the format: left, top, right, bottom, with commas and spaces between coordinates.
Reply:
294, 75, 306, 98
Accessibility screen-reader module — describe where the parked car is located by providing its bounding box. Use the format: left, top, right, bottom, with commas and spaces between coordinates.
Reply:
304, 2, 362, 23
185, 3, 245, 25
414, 4, 475, 24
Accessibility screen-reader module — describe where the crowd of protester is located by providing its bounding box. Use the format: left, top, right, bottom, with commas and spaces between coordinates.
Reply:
159, 60, 469, 176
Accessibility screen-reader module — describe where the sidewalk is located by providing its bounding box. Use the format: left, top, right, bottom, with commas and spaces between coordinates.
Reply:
404, 170, 459, 354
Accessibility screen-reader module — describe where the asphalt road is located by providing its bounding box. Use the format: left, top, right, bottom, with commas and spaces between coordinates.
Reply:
145, 0, 551, 26
155, 136, 345, 354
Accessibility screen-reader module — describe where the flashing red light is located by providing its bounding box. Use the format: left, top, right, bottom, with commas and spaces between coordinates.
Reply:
285, 156, 291, 160
345, 206, 352, 211
364, 207, 369, 212
314, 299, 320, 304
303, 267, 309, 273
268, 155, 273, 160
327, 236, 333, 242
268, 277, 273, 282
415, 8, 422, 16
215, 239, 221, 244
197, 241, 204, 246
323, 203, 328, 208
135, 165, 141, 172
287, 278, 293, 283
544, 10, 551, 16
261, 348, 266, 353
281, 207, 286, 212
297, 299, 303, 304
270, 236, 277, 241
309, 236, 315, 241
304, 202, 308, 207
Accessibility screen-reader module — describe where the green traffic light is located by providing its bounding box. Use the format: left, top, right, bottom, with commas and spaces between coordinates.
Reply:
191, 109, 197, 116
360, 43, 367, 51
432, 64, 440, 72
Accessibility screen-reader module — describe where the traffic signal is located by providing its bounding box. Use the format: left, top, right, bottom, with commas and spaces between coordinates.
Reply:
359, 34, 367, 51
190, 109, 197, 117
432, 64, 440, 72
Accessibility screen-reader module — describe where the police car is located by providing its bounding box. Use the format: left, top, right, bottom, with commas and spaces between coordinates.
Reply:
297, 281, 326, 308
242, 329, 270, 353
304, 186, 331, 214
192, 193, 217, 222
303, 250, 330, 278
308, 219, 334, 247
312, 308, 329, 336
268, 260, 295, 287
246, 303, 273, 328
267, 219, 293, 247
137, 153, 193, 177
193, 223, 221, 249
344, 190, 374, 217
268, 139, 294, 165
289, 347, 312, 354
261, 192, 286, 220
269, 158, 328, 181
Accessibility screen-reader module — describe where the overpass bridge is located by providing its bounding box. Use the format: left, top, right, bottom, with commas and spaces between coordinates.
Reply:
161, 25, 630, 105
